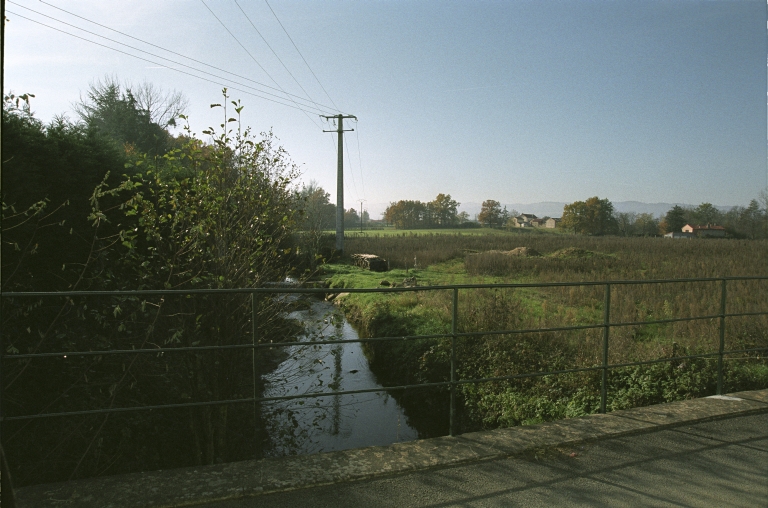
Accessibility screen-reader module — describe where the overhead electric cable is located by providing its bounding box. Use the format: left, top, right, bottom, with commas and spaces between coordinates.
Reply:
8, 11, 330, 116
234, 0, 325, 114
200, 0, 322, 128
354, 119, 366, 200
263, 0, 341, 111
344, 134, 360, 201
10, 3, 332, 114
26, 0, 341, 113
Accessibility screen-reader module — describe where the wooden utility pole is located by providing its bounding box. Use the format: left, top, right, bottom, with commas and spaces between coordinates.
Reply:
322, 114, 356, 253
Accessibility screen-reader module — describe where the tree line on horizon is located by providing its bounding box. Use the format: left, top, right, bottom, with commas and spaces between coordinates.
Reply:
560, 197, 767, 238
375, 194, 767, 239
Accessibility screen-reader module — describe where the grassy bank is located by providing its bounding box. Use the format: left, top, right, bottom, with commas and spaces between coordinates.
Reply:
320, 233, 768, 434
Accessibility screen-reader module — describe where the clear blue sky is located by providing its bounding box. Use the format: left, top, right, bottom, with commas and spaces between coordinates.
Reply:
5, 0, 767, 217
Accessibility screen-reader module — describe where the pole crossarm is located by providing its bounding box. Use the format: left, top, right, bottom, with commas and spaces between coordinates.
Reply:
321, 114, 356, 132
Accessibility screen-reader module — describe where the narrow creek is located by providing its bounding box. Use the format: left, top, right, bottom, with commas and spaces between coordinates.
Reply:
261, 298, 418, 456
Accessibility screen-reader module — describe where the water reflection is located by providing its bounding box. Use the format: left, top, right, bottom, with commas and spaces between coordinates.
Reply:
262, 299, 417, 456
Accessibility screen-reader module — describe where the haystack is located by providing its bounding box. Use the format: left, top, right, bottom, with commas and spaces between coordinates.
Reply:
351, 253, 389, 272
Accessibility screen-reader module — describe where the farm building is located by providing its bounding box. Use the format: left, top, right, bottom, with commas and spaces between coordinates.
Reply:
681, 224, 726, 238
513, 214, 538, 227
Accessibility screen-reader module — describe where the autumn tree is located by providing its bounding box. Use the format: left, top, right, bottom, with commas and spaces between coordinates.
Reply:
429, 193, 460, 227
385, 200, 427, 229
561, 196, 618, 235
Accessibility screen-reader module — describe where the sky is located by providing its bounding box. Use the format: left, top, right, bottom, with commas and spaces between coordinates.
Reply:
5, 0, 767, 218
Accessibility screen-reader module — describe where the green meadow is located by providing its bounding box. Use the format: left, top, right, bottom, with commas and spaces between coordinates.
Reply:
318, 230, 768, 435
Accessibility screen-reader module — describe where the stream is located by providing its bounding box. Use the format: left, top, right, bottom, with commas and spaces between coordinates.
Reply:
261, 298, 418, 456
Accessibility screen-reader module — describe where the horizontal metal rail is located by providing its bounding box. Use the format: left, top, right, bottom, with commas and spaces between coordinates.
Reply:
4, 309, 759, 360
2, 275, 765, 298
1, 276, 767, 438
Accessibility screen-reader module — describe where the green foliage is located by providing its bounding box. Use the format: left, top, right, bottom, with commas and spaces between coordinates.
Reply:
430, 193, 460, 227
4, 90, 304, 485
691, 202, 721, 226
330, 232, 767, 435
478, 199, 502, 227
385, 199, 428, 229
384, 194, 461, 229
561, 196, 619, 235
2, 92, 128, 291
73, 76, 186, 157
663, 205, 688, 233
294, 181, 336, 270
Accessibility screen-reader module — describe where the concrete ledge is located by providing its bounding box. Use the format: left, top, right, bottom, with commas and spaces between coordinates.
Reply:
16, 388, 768, 507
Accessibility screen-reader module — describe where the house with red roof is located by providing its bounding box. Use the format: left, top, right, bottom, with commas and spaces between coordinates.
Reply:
681, 224, 726, 238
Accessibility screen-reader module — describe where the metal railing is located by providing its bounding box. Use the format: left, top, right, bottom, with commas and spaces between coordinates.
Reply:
1, 276, 766, 441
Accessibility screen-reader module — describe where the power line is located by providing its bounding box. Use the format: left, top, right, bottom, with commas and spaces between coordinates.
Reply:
344, 133, 359, 201
8, 4, 333, 115
200, 0, 322, 129
7, 10, 330, 117
355, 120, 366, 201
234, 0, 325, 115
263, 0, 341, 112
23, 1, 341, 113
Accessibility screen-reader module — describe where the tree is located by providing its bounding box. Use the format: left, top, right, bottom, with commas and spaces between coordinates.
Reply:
740, 200, 763, 239
429, 193, 460, 227
105, 94, 302, 462
663, 205, 688, 233
615, 212, 636, 237
385, 200, 427, 229
131, 80, 190, 128
500, 206, 511, 227
478, 200, 502, 228
561, 196, 618, 235
73, 76, 187, 157
634, 213, 660, 237
691, 203, 722, 226
295, 181, 336, 268
5, 91, 305, 482
344, 207, 360, 228
2, 92, 127, 290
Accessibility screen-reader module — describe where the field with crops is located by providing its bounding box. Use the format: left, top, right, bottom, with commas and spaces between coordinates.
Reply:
319, 230, 768, 436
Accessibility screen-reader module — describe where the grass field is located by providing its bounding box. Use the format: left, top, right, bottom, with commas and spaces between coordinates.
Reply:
317, 231, 768, 434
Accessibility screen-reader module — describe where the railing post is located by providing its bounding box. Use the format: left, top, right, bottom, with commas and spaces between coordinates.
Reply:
450, 288, 458, 437
251, 292, 258, 452
717, 279, 726, 395
600, 283, 611, 414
